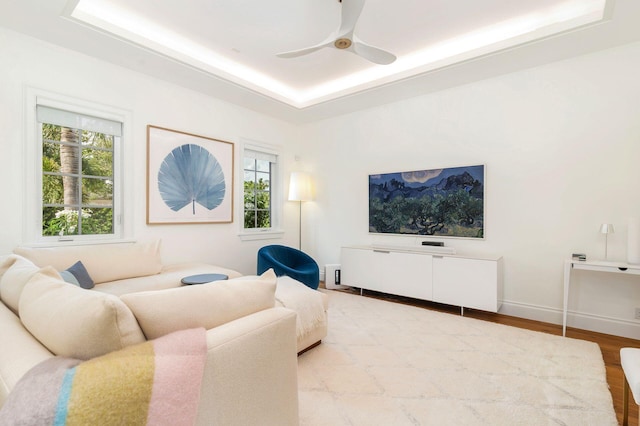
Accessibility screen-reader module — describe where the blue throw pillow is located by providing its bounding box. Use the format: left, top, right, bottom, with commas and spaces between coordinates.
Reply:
59, 270, 80, 287
61, 261, 94, 289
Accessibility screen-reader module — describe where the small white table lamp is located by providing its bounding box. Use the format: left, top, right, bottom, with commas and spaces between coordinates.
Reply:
600, 223, 614, 260
288, 172, 314, 249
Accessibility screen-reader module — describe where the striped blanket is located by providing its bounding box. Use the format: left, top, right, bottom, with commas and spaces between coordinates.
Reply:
0, 328, 207, 426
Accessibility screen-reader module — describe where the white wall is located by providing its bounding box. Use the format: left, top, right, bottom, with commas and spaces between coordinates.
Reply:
3, 25, 640, 338
301, 41, 640, 338
0, 28, 300, 274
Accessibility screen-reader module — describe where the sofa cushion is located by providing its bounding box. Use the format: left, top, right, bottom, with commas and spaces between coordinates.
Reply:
0, 301, 53, 407
0, 255, 41, 315
120, 269, 277, 340
93, 262, 243, 296
19, 268, 146, 360
59, 260, 95, 289
14, 240, 162, 284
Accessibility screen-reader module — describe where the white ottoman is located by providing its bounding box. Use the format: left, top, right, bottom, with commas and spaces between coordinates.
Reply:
621, 347, 640, 426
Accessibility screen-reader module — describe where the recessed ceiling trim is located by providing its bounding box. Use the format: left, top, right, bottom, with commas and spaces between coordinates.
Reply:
296, 1, 608, 106
67, 0, 608, 109
67, 0, 301, 104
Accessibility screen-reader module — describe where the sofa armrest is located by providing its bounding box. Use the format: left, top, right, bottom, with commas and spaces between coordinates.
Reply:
196, 307, 299, 426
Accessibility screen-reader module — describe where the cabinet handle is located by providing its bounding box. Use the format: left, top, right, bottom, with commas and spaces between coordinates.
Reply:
433, 255, 443, 259
373, 250, 390, 254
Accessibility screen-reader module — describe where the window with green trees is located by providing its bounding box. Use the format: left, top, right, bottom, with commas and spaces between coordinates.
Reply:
38, 105, 121, 238
243, 149, 277, 230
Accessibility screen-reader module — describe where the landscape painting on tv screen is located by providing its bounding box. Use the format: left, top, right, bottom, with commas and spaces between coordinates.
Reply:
369, 165, 484, 238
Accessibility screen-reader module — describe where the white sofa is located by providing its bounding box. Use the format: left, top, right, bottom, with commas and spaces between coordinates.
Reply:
12, 240, 328, 353
0, 241, 311, 425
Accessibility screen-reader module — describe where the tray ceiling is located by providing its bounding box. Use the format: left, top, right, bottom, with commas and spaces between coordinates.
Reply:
2, 0, 640, 122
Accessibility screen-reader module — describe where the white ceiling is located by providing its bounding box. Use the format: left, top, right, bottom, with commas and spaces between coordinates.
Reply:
2, 0, 640, 122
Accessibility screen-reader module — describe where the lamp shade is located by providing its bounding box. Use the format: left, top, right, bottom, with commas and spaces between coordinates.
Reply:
288, 172, 314, 202
600, 223, 615, 234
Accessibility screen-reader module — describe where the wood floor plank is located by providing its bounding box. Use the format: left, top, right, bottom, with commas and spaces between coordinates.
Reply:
331, 287, 640, 425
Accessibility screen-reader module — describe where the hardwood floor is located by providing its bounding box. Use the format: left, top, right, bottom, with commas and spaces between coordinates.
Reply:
330, 287, 640, 425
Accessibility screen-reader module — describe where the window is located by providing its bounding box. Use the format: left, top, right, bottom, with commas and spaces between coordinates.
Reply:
240, 144, 282, 239
25, 90, 129, 244
38, 106, 120, 238
243, 148, 275, 229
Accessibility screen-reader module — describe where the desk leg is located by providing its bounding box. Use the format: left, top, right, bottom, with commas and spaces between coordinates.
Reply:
563, 261, 571, 337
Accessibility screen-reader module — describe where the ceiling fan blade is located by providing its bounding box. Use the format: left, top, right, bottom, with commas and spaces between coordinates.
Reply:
277, 39, 334, 58
338, 0, 366, 37
353, 40, 397, 65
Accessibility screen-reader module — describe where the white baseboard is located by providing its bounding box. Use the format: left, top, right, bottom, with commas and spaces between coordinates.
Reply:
500, 300, 640, 340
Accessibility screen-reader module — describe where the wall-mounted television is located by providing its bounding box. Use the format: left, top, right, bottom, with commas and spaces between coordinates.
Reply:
369, 165, 485, 238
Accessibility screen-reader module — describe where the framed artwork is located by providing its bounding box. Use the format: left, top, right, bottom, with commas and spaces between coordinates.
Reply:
369, 164, 485, 238
147, 125, 234, 224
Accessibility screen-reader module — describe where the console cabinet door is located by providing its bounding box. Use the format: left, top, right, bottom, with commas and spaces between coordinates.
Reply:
432, 256, 500, 312
341, 247, 384, 292
341, 247, 432, 300
378, 250, 432, 300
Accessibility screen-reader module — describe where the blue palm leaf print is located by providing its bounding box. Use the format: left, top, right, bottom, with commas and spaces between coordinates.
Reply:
158, 144, 226, 214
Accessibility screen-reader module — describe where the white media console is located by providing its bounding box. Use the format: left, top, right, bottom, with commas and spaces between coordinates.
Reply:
340, 246, 504, 313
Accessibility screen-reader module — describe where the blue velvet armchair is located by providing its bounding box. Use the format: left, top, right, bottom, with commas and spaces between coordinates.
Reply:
257, 245, 320, 290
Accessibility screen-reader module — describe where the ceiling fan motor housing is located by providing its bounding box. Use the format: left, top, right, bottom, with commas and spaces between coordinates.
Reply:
334, 38, 352, 49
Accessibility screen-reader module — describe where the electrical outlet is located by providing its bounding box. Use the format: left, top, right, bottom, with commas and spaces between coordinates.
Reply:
635, 308, 640, 320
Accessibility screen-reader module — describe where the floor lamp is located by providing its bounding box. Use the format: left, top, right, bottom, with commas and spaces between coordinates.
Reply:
288, 172, 314, 250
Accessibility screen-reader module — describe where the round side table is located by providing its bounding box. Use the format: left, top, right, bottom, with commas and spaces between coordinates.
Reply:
181, 273, 229, 285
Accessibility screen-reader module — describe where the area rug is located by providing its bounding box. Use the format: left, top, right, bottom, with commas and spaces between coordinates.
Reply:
297, 290, 617, 426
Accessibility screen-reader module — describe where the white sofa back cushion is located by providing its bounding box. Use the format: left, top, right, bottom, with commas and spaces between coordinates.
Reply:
121, 269, 278, 340
19, 267, 146, 360
0, 255, 41, 315
14, 240, 162, 284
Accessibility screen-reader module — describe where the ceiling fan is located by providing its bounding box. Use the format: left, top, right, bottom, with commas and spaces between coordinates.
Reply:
277, 0, 397, 65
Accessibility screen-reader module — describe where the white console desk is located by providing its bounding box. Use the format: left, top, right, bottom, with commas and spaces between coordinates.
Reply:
563, 259, 640, 336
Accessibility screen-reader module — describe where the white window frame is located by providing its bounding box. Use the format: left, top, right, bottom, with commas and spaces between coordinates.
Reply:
24, 87, 133, 245
238, 139, 284, 241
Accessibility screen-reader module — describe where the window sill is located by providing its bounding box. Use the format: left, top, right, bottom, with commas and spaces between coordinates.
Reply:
24, 238, 135, 248
238, 229, 284, 241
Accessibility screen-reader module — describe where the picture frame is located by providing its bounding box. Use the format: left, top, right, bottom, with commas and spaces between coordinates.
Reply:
147, 125, 234, 224
369, 164, 485, 238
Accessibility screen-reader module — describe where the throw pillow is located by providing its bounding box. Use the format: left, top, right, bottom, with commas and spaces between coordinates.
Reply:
60, 261, 94, 289
0, 328, 207, 426
121, 269, 277, 340
58, 270, 80, 287
19, 268, 146, 360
